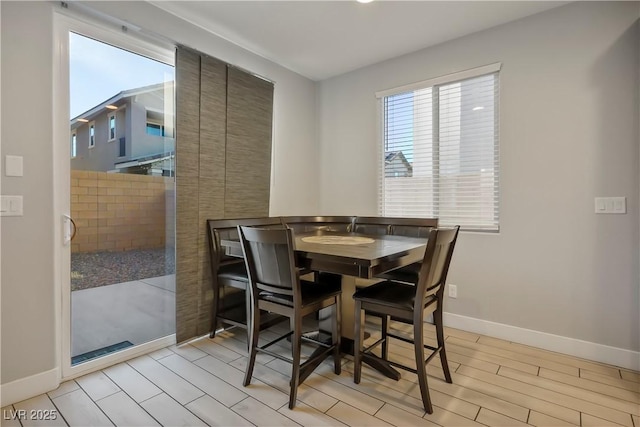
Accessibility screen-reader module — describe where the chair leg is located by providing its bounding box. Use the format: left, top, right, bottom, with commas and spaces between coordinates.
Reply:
434, 305, 452, 383
381, 315, 389, 360
414, 318, 434, 414
332, 297, 342, 375
289, 313, 302, 409
353, 300, 364, 384
209, 281, 221, 339
243, 300, 260, 387
244, 288, 256, 351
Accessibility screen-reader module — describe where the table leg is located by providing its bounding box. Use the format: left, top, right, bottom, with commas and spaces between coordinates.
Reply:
318, 275, 401, 381
319, 274, 355, 340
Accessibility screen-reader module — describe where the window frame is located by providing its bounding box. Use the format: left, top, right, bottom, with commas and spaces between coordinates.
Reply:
146, 121, 165, 137
376, 63, 501, 232
53, 7, 176, 381
71, 131, 77, 158
88, 121, 95, 148
118, 136, 126, 158
108, 113, 116, 142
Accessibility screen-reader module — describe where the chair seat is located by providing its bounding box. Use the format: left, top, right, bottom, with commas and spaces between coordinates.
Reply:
259, 280, 341, 307
376, 262, 420, 284
353, 280, 435, 311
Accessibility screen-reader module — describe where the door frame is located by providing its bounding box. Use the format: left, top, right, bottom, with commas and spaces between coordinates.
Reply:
53, 8, 177, 380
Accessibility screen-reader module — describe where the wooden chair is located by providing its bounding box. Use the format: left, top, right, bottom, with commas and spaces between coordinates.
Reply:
353, 216, 437, 239
280, 216, 355, 234
206, 217, 285, 339
352, 216, 394, 236
239, 225, 342, 409
376, 217, 438, 284
353, 226, 460, 414
280, 216, 355, 284
389, 217, 438, 238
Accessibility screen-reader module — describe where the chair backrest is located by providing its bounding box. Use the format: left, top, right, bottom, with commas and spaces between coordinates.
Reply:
415, 226, 460, 312
238, 226, 301, 306
207, 217, 283, 274
353, 216, 438, 237
352, 216, 393, 236
280, 216, 354, 234
389, 217, 438, 238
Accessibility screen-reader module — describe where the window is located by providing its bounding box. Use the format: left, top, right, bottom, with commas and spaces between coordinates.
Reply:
118, 137, 126, 157
89, 123, 95, 148
108, 114, 116, 141
71, 132, 77, 158
378, 64, 500, 231
146, 122, 163, 136
146, 122, 173, 137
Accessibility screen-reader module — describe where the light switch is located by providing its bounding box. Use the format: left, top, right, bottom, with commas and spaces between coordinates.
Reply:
606, 199, 615, 212
613, 197, 626, 214
5, 155, 23, 177
0, 195, 23, 216
595, 196, 627, 214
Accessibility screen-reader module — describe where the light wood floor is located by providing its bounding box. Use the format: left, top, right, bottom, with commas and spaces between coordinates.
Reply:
3, 321, 639, 427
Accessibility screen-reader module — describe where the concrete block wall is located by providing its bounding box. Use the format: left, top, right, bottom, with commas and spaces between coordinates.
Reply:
70, 170, 174, 253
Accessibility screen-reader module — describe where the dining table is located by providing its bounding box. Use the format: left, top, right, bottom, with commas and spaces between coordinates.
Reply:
223, 229, 428, 380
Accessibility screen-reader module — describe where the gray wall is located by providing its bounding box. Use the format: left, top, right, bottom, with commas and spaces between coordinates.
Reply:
318, 1, 640, 351
72, 109, 125, 172
129, 91, 175, 161
71, 91, 175, 172
0, 0, 318, 390
1, 1, 56, 384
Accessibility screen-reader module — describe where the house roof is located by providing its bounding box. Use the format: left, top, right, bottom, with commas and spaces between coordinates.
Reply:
385, 151, 413, 173
70, 82, 174, 128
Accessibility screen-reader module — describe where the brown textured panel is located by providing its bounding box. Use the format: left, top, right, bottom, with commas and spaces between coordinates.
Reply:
196, 188, 222, 337
196, 56, 227, 336
176, 184, 199, 342
224, 66, 274, 218
175, 275, 200, 343
198, 56, 227, 181
175, 51, 274, 343
176, 48, 201, 179
175, 46, 202, 343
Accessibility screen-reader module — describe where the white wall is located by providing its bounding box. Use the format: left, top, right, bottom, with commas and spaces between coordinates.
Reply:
0, 0, 319, 399
318, 2, 640, 354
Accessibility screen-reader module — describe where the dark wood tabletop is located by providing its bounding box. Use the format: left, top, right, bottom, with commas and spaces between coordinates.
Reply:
293, 231, 427, 279
222, 230, 427, 279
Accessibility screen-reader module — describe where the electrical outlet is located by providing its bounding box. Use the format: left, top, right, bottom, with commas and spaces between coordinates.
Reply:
448, 284, 457, 299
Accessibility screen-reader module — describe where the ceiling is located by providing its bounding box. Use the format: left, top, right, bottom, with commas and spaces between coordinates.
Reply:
150, 1, 568, 81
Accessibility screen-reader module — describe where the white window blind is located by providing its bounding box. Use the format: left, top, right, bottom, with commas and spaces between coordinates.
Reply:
378, 64, 500, 232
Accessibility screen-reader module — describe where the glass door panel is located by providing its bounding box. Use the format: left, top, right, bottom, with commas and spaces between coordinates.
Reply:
69, 32, 175, 365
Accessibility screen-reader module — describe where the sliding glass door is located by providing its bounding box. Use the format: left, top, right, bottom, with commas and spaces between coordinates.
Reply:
57, 15, 177, 376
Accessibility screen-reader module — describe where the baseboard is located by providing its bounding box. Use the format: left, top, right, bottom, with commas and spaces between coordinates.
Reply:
1, 335, 177, 406
443, 312, 640, 371
1, 368, 60, 407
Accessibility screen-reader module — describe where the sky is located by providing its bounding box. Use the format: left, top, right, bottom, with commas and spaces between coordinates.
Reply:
69, 32, 174, 119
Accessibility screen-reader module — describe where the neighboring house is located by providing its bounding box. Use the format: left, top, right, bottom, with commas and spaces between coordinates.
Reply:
385, 151, 413, 177
70, 82, 175, 176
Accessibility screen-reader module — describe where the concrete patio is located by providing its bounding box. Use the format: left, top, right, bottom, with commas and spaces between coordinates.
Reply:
71, 274, 175, 361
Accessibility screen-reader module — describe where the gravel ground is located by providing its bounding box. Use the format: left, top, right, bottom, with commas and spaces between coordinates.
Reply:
71, 248, 176, 291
